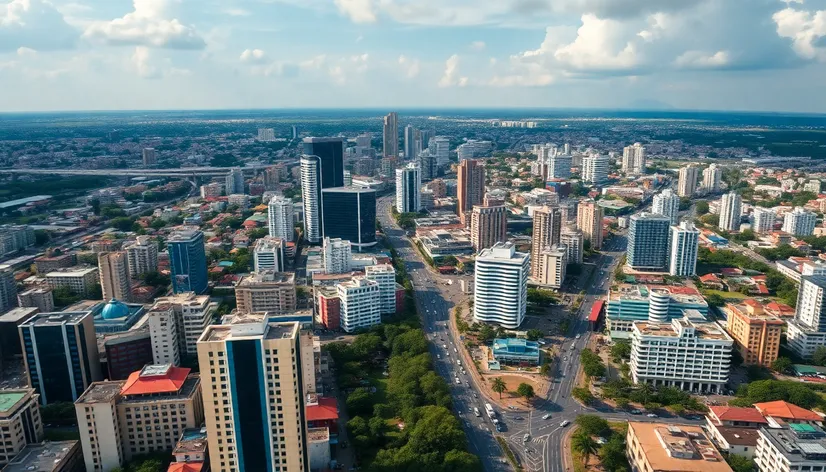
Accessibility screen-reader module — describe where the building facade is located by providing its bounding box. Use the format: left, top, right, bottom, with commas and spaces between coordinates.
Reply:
364, 264, 397, 315
253, 237, 286, 273
323, 237, 351, 274
45, 266, 99, 297
301, 137, 346, 244
474, 242, 529, 329
469, 204, 508, 252
168, 230, 208, 295
621, 143, 646, 174
652, 188, 680, 225
582, 155, 609, 184
753, 208, 776, 234
98, 252, 130, 302
719, 192, 743, 232
534, 244, 567, 289
576, 200, 603, 250
457, 159, 486, 224
669, 221, 700, 277
383, 112, 398, 158
723, 302, 783, 368
703, 164, 722, 193
321, 187, 377, 249
268, 196, 295, 242
337, 278, 381, 333
530, 206, 563, 280
235, 271, 297, 316
124, 236, 158, 278
0, 389, 43, 468
787, 276, 826, 359
783, 207, 817, 237
677, 165, 700, 197
627, 213, 671, 272
148, 304, 180, 366
395, 163, 422, 214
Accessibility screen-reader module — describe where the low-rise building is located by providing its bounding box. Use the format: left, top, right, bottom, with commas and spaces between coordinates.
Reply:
754, 400, 823, 426
705, 406, 768, 459
418, 229, 475, 260
756, 424, 826, 472
606, 284, 709, 338
491, 338, 540, 366
626, 422, 733, 472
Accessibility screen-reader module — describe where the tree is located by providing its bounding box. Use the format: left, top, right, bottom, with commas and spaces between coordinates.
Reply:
572, 387, 595, 405
771, 357, 794, 375
109, 217, 135, 231
517, 383, 535, 401
526, 329, 544, 341
346, 388, 373, 416
576, 415, 610, 437
696, 201, 710, 215
813, 347, 826, 367
540, 361, 551, 376
600, 435, 629, 472
571, 430, 599, 466
726, 454, 756, 472
610, 341, 631, 363
490, 377, 507, 399
443, 449, 482, 472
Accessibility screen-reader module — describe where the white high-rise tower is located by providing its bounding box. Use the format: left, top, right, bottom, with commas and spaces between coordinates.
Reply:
652, 188, 681, 225
719, 192, 742, 232
268, 196, 294, 242
669, 221, 700, 277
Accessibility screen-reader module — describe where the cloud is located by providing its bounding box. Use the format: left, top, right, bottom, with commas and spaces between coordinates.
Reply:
224, 8, 250, 17
438, 54, 468, 87
470, 41, 486, 51
0, 0, 78, 52
674, 50, 730, 69
240, 48, 267, 63
83, 0, 206, 49
553, 14, 641, 72
774, 6, 826, 61
131, 45, 159, 78
334, 0, 376, 23
398, 55, 420, 78
16, 46, 35, 56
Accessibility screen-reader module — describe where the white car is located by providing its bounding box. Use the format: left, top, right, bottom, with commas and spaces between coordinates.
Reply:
575, 334, 581, 339
455, 378, 461, 385
542, 414, 551, 420
560, 420, 570, 427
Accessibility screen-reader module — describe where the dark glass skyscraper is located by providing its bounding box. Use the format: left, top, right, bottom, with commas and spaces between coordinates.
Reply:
301, 137, 345, 244
322, 187, 377, 250
168, 229, 208, 294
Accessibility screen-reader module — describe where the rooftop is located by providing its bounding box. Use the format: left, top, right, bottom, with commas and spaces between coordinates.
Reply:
2, 440, 79, 472
201, 316, 298, 342
610, 284, 707, 305
22, 311, 90, 327
755, 401, 823, 422
0, 390, 29, 414
306, 397, 338, 422
708, 406, 768, 425
629, 422, 732, 472
716, 426, 761, 446
167, 463, 204, 472
237, 270, 296, 286
759, 425, 826, 462
121, 365, 191, 396
0, 307, 39, 324
44, 266, 98, 277
307, 427, 330, 442
173, 427, 209, 455
633, 313, 732, 341
76, 381, 124, 404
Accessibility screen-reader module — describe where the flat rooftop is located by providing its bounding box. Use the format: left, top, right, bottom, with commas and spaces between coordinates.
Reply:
0, 307, 39, 324
76, 381, 124, 404
634, 315, 731, 341
23, 311, 90, 327
3, 440, 79, 472
45, 266, 97, 277
174, 427, 209, 455
307, 427, 330, 442
237, 271, 296, 286
0, 391, 28, 414
629, 422, 732, 472
611, 284, 707, 305
202, 316, 298, 342
760, 425, 826, 462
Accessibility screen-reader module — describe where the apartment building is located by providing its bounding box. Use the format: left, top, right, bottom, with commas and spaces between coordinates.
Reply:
787, 276, 826, 360
0, 389, 43, 468
756, 424, 826, 472
364, 264, 397, 315
722, 302, 783, 367
45, 266, 99, 297
533, 245, 567, 289
17, 287, 54, 313
474, 242, 530, 329
98, 252, 130, 302
124, 236, 159, 278
254, 236, 286, 272
235, 271, 297, 316
148, 303, 180, 366
337, 277, 381, 333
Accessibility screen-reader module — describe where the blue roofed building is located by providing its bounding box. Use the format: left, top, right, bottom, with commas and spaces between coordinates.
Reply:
492, 338, 540, 366
66, 299, 146, 333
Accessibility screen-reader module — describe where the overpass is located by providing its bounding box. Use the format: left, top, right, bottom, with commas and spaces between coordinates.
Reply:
0, 164, 283, 178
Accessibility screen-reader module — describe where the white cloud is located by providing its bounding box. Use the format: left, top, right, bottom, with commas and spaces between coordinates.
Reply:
131, 45, 159, 78
334, 0, 376, 23
0, 0, 78, 52
470, 41, 486, 51
224, 8, 250, 17
398, 54, 420, 78
674, 50, 731, 69
83, 0, 206, 49
16, 45, 35, 56
438, 54, 468, 87
553, 14, 641, 72
240, 48, 267, 63
774, 6, 826, 61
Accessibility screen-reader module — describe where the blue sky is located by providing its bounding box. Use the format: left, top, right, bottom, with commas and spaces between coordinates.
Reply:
1, 0, 825, 112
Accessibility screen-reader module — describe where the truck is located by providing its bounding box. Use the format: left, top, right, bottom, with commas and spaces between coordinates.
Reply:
485, 403, 496, 419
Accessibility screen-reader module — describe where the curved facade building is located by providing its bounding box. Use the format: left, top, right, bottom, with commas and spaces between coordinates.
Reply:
647, 290, 670, 323
473, 242, 529, 329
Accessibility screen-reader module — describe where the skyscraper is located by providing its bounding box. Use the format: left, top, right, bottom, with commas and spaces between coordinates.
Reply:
470, 204, 508, 252
577, 200, 604, 250
321, 187, 377, 250
431, 136, 451, 168
124, 236, 158, 278
652, 188, 681, 225
719, 192, 743, 232
457, 159, 486, 224
300, 137, 345, 244
383, 112, 399, 158
268, 196, 294, 242
788, 276, 826, 359
253, 236, 286, 272
19, 311, 101, 404
395, 163, 422, 214
677, 165, 700, 197
621, 143, 646, 174
582, 154, 609, 184
627, 213, 671, 271
418, 150, 437, 180
168, 229, 208, 295
225, 167, 244, 195
782, 207, 817, 236
703, 164, 722, 193
561, 228, 584, 264
669, 221, 700, 277
197, 316, 307, 472
403, 124, 418, 160
0, 266, 18, 314
530, 206, 562, 280
98, 251, 130, 302
474, 242, 529, 329
753, 207, 776, 234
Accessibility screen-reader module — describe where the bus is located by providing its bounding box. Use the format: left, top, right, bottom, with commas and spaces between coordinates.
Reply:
484, 403, 496, 418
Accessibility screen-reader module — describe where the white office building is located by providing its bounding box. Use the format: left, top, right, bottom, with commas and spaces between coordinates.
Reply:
719, 192, 743, 232
703, 164, 722, 193
395, 163, 422, 214
365, 264, 396, 315
268, 196, 294, 242
582, 154, 610, 184
124, 236, 158, 278
622, 143, 646, 174
148, 304, 180, 366
630, 311, 733, 393
627, 213, 671, 272
652, 188, 681, 225
787, 276, 826, 359
338, 277, 381, 333
323, 237, 351, 274
474, 242, 529, 329
669, 221, 700, 277
783, 207, 817, 237
753, 207, 776, 234
253, 236, 286, 272
677, 165, 700, 198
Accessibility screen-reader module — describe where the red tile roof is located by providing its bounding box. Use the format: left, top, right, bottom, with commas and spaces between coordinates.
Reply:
699, 274, 722, 283
754, 401, 823, 422
709, 406, 768, 424
121, 366, 190, 396
306, 397, 338, 422
743, 299, 762, 308
167, 463, 203, 472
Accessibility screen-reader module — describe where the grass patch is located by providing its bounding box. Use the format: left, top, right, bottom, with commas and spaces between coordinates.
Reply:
702, 289, 748, 300
496, 436, 524, 472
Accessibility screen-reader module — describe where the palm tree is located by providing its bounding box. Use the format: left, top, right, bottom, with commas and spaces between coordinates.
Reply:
571, 430, 600, 466
491, 377, 507, 399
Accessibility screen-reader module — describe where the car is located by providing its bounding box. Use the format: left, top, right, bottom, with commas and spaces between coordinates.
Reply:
443, 344, 448, 349
560, 420, 570, 427
473, 393, 478, 398
563, 356, 568, 362
523, 434, 531, 443
630, 409, 642, 415
455, 378, 461, 385
496, 423, 504, 432
575, 334, 581, 339
453, 348, 458, 353
647, 413, 658, 418
474, 407, 481, 417
456, 359, 462, 366
542, 414, 551, 420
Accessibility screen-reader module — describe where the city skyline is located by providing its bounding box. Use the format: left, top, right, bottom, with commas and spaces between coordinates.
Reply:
0, 0, 825, 112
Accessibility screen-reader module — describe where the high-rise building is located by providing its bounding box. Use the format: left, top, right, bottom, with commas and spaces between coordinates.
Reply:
148, 303, 180, 366
677, 165, 700, 197
753, 207, 776, 234
321, 187, 377, 249
124, 236, 158, 278
582, 154, 609, 184
787, 276, 826, 359
19, 311, 102, 404
257, 128, 276, 141
530, 206, 562, 280
723, 302, 783, 368
783, 207, 817, 236
152, 292, 216, 356
316, 286, 341, 331
470, 204, 508, 252
224, 167, 244, 195
534, 244, 567, 289
0, 266, 18, 314
0, 224, 35, 255
301, 137, 346, 244
268, 196, 294, 242
418, 150, 437, 180
365, 264, 397, 315
0, 388, 43, 469
141, 148, 157, 166
703, 164, 723, 193
235, 271, 297, 316
380, 157, 397, 178
323, 237, 351, 274
457, 140, 493, 161
621, 143, 646, 174
383, 112, 399, 158
98, 252, 130, 302
474, 242, 529, 329
403, 124, 419, 160
431, 136, 451, 168
627, 213, 671, 271
338, 277, 381, 333
548, 152, 572, 180
577, 200, 604, 250
395, 163, 422, 214
457, 159, 486, 224
669, 221, 700, 277
652, 188, 681, 225
168, 229, 207, 295
561, 228, 584, 265
17, 287, 53, 313
719, 192, 743, 232
197, 316, 307, 472
75, 365, 204, 472
253, 236, 286, 272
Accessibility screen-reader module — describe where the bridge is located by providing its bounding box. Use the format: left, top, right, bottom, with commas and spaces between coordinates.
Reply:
0, 164, 282, 178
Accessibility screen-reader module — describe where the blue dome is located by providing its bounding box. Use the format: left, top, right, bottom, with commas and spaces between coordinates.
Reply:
101, 299, 130, 320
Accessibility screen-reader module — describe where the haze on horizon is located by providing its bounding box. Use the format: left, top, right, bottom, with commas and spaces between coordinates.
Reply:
1, 0, 825, 113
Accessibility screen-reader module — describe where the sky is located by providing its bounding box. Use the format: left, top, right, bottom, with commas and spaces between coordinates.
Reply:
1, 0, 826, 112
